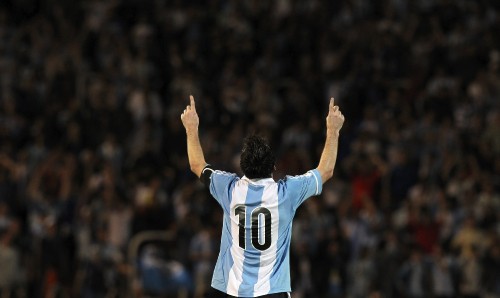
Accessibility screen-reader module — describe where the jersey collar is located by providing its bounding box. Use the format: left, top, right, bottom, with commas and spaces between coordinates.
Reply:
241, 176, 275, 185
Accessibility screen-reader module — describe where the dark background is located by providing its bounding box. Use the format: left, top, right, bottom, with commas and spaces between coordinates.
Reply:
0, 0, 499, 297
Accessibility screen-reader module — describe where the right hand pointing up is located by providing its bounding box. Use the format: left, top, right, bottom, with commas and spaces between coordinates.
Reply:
326, 97, 345, 133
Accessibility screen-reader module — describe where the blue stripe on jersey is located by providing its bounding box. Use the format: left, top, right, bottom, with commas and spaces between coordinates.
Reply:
269, 184, 291, 289
209, 170, 238, 213
212, 181, 236, 290
238, 185, 264, 296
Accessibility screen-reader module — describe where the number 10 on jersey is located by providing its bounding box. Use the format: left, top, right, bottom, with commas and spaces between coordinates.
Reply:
234, 205, 272, 251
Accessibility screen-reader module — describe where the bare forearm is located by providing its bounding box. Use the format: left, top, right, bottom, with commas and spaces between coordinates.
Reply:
316, 129, 340, 183
316, 97, 344, 183
186, 129, 207, 177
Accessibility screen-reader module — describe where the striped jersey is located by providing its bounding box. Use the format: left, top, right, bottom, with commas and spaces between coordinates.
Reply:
206, 168, 322, 297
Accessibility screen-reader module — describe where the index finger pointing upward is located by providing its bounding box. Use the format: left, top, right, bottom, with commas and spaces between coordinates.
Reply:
190, 95, 196, 110
328, 97, 335, 111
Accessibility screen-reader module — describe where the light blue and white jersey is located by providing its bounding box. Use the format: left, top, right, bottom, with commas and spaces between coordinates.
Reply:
207, 169, 322, 297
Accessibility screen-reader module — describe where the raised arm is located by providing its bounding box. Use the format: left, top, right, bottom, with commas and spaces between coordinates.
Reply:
181, 95, 207, 178
316, 97, 345, 184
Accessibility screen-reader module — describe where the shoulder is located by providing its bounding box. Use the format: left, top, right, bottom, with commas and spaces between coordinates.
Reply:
201, 165, 238, 179
201, 165, 240, 188
212, 170, 239, 178
213, 170, 236, 175
210, 170, 240, 184
278, 169, 322, 195
280, 170, 319, 182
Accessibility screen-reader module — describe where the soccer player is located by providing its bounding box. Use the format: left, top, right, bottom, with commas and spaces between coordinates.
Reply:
181, 95, 344, 298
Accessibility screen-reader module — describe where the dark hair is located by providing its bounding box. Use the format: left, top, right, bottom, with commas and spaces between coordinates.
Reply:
240, 135, 275, 179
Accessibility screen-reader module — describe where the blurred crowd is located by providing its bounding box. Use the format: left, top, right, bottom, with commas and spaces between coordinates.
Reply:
0, 0, 499, 297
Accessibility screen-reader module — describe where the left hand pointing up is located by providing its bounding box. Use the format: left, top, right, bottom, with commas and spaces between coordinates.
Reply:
181, 95, 199, 133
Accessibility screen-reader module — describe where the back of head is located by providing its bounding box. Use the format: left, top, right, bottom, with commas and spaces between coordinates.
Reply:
240, 135, 275, 179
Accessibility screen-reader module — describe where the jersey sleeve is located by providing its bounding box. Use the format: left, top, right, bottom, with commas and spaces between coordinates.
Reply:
284, 169, 322, 211
208, 170, 238, 209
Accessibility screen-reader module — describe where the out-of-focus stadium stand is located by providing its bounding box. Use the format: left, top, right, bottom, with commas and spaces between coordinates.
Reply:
0, 0, 499, 297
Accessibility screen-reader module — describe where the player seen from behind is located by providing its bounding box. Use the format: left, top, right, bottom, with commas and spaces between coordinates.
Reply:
181, 95, 345, 297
